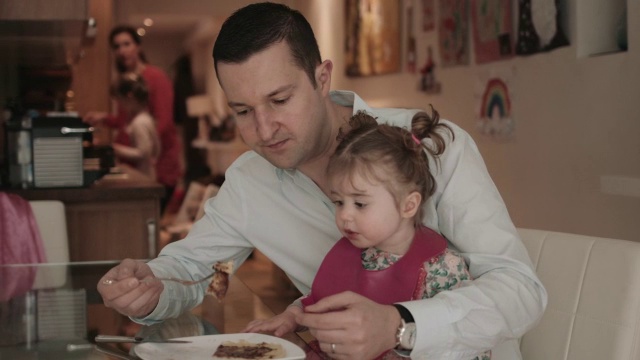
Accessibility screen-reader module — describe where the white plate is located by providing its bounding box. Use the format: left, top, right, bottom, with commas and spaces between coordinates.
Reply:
134, 333, 306, 360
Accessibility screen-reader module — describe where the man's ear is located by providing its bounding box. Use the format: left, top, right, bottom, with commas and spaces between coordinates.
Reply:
316, 59, 333, 95
401, 191, 422, 219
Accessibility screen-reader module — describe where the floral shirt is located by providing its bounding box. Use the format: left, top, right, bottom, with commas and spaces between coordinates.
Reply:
361, 247, 491, 360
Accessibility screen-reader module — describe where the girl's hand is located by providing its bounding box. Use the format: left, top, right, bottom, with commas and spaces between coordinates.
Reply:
83, 111, 108, 126
242, 306, 302, 337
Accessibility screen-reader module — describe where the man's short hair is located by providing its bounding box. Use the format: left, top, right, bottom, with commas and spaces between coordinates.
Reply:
212, 2, 322, 87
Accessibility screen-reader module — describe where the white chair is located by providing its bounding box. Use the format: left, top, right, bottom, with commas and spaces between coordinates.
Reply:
518, 228, 640, 360
29, 201, 87, 342
29, 200, 69, 288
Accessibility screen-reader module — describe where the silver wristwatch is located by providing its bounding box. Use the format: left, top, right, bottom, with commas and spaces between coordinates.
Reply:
393, 304, 416, 355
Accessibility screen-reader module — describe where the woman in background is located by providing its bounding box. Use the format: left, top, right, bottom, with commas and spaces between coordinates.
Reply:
85, 25, 182, 212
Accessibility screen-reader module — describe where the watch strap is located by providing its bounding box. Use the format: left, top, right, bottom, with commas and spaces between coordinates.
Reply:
393, 304, 415, 323
393, 349, 412, 358
393, 304, 415, 352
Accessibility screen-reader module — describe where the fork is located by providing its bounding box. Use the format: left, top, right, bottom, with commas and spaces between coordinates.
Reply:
144, 271, 216, 286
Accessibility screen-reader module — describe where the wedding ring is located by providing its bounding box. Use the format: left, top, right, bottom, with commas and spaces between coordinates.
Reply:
331, 343, 336, 353
102, 279, 114, 285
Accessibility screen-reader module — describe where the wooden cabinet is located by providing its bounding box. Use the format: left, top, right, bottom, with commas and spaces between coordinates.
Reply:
2, 166, 164, 261
65, 198, 158, 261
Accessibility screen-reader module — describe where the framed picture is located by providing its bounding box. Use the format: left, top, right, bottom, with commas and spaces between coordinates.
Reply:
345, 0, 401, 77
472, 0, 514, 64
438, 0, 470, 67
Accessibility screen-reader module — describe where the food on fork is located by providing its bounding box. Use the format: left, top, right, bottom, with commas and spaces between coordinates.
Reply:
207, 261, 234, 301
213, 339, 285, 359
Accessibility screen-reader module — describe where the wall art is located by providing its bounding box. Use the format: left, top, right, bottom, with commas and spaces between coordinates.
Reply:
406, 4, 417, 73
515, 0, 568, 55
438, 0, 470, 67
345, 0, 401, 77
475, 68, 515, 141
422, 0, 436, 32
419, 45, 441, 93
471, 0, 514, 64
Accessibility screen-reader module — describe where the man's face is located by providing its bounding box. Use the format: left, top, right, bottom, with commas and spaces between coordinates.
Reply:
217, 42, 331, 170
111, 33, 140, 72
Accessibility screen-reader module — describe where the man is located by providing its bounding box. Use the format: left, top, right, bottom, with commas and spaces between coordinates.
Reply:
98, 3, 546, 359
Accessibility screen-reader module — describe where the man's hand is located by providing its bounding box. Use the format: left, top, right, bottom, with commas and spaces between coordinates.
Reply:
297, 291, 401, 359
97, 258, 163, 318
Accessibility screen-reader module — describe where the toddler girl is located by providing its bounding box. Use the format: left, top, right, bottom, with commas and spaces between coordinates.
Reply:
245, 108, 490, 360
110, 74, 161, 180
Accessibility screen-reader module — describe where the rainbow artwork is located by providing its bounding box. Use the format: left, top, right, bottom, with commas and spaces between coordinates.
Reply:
477, 76, 515, 139
480, 77, 511, 119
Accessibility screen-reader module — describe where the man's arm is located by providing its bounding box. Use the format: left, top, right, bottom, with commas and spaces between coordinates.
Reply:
401, 122, 547, 358
132, 176, 255, 324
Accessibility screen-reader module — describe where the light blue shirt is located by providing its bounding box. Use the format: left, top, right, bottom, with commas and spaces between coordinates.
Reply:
143, 91, 547, 360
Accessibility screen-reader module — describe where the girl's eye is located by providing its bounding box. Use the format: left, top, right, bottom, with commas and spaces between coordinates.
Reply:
355, 202, 365, 208
332, 200, 343, 207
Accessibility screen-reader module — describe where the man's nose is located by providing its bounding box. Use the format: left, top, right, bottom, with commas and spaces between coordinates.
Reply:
254, 109, 277, 141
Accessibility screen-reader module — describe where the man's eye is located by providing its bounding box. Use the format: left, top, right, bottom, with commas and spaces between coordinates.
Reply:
272, 97, 289, 105
235, 109, 250, 116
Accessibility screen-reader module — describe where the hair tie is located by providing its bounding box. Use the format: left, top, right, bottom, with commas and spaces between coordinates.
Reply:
411, 134, 421, 145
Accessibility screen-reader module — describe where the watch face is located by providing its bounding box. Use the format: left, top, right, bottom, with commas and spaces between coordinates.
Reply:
401, 323, 417, 349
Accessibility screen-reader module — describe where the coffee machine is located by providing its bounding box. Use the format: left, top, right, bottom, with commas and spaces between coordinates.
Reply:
5, 114, 110, 188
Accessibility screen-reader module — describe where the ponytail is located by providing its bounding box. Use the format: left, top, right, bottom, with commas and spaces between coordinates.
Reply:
410, 105, 454, 158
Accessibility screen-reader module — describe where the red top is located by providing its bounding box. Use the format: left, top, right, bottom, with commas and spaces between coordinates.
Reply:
107, 65, 182, 187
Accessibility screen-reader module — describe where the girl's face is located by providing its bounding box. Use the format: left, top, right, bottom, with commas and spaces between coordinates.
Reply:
117, 95, 136, 116
329, 169, 420, 254
111, 32, 141, 72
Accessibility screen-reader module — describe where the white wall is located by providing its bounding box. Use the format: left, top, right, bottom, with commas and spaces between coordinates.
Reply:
303, 0, 640, 241
130, 0, 639, 241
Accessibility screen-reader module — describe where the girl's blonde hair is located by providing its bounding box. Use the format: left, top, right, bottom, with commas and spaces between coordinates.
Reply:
327, 107, 453, 227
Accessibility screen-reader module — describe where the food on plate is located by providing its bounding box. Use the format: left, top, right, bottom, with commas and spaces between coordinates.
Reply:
213, 339, 285, 359
207, 261, 234, 301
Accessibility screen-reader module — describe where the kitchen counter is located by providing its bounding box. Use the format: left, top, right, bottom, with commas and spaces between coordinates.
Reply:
1, 166, 165, 261
2, 166, 165, 203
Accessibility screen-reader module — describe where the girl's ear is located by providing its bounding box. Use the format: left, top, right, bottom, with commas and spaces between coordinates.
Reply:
401, 191, 421, 219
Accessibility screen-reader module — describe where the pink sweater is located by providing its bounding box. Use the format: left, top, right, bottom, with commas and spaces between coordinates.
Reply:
0, 192, 47, 300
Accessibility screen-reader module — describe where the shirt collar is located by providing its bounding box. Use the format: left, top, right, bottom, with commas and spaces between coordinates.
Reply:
275, 167, 296, 181
361, 247, 401, 270
329, 90, 373, 115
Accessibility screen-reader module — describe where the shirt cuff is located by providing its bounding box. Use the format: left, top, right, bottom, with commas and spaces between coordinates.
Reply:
397, 296, 456, 358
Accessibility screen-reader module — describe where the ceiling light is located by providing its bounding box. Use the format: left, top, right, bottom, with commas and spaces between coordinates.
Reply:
137, 28, 146, 36
143, 18, 154, 27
